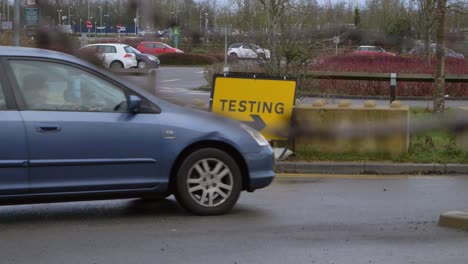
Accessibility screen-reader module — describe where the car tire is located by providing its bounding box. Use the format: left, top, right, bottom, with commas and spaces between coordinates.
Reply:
229, 52, 238, 57
174, 148, 242, 216
138, 60, 148, 69
258, 53, 266, 60
110, 61, 124, 69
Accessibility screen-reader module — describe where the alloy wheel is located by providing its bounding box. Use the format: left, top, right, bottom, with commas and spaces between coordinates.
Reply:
186, 158, 233, 207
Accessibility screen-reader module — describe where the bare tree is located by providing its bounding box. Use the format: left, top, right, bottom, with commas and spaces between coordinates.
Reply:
413, 0, 437, 63
433, 0, 446, 113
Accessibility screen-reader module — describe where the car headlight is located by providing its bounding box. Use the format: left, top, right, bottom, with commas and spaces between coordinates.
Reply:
240, 123, 269, 146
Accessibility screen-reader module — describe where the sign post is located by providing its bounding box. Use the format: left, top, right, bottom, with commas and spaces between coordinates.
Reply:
86, 20, 92, 33
173, 27, 180, 48
210, 75, 297, 141
333, 36, 340, 56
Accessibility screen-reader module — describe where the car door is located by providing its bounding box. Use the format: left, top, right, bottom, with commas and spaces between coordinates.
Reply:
239, 44, 253, 58
154, 43, 166, 55
7, 59, 162, 194
0, 63, 28, 195
141, 43, 158, 55
99, 45, 119, 67
147, 43, 157, 54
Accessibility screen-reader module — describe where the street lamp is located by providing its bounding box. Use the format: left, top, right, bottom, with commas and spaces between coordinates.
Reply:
68, 6, 71, 25
98, 5, 102, 28
199, 7, 204, 35
104, 14, 109, 35
204, 12, 208, 43
57, 9, 63, 25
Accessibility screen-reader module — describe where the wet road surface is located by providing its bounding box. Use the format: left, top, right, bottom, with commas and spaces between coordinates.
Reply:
1, 174, 467, 264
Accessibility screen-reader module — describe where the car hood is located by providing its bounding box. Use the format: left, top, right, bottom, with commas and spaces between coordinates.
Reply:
156, 99, 263, 153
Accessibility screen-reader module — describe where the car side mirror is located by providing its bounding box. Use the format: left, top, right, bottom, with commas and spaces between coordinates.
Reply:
129, 95, 142, 113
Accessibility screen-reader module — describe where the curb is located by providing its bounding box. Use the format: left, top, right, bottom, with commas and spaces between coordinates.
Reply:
439, 211, 468, 231
275, 161, 468, 175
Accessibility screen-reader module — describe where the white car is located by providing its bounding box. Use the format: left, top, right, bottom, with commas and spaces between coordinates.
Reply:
81, 43, 138, 69
228, 43, 271, 59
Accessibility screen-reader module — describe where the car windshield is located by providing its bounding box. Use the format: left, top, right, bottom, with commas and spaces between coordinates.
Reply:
229, 43, 242, 49
249, 44, 259, 49
123, 46, 133, 53
129, 46, 141, 54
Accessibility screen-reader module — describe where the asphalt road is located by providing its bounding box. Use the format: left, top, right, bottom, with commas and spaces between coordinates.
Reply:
1, 174, 467, 264
125, 67, 210, 106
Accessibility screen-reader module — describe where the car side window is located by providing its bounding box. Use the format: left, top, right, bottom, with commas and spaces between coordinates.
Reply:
0, 82, 6, 110
102, 46, 117, 53
155, 44, 165, 49
144, 43, 153, 48
10, 60, 128, 112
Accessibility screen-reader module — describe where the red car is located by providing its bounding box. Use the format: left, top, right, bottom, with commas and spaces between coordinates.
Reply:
136, 42, 184, 56
354, 46, 396, 56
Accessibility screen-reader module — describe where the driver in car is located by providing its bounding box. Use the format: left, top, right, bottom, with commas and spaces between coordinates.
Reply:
22, 73, 50, 110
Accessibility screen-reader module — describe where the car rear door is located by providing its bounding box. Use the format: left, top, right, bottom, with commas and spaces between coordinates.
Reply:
154, 43, 167, 55
141, 43, 157, 55
6, 58, 163, 194
0, 61, 28, 195
99, 45, 119, 67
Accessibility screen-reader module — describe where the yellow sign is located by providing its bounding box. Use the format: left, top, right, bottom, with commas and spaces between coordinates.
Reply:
211, 75, 296, 140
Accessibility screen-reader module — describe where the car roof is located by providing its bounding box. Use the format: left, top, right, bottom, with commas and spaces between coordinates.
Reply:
0, 46, 85, 63
0, 46, 165, 111
84, 43, 129, 47
141, 41, 163, 44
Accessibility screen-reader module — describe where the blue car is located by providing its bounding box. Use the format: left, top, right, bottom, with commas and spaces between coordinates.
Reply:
0, 47, 275, 215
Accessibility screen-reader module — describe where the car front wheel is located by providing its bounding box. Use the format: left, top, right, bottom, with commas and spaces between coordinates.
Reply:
137, 60, 148, 69
174, 148, 242, 215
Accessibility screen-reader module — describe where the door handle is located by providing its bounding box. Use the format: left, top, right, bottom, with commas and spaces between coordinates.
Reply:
35, 124, 61, 133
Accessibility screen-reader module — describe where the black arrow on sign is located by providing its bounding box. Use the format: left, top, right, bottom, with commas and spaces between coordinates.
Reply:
244, 114, 266, 131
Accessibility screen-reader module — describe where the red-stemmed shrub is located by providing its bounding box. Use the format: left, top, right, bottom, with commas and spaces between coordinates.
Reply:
305, 55, 467, 97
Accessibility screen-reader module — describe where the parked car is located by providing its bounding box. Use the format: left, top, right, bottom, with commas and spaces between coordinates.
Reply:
137, 42, 184, 56
228, 43, 271, 59
138, 28, 157, 37
128, 46, 160, 69
408, 44, 464, 60
354, 46, 396, 56
0, 46, 275, 215
81, 43, 138, 69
